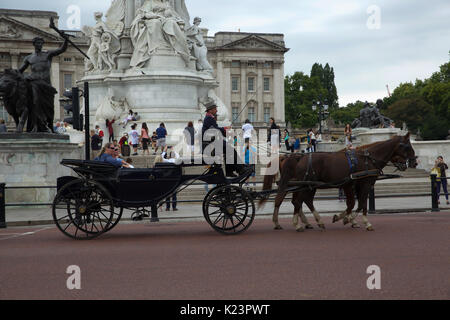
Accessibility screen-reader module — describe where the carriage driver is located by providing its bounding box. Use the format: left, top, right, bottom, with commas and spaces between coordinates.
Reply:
95, 142, 132, 168
202, 101, 249, 177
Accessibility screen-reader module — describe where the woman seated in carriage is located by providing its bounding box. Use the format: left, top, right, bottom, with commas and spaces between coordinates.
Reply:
95, 142, 133, 168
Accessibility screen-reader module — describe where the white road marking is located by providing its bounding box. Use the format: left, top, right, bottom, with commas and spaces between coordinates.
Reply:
0, 227, 52, 241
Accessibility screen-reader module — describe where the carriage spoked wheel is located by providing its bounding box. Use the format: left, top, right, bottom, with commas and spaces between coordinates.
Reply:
203, 185, 255, 235
52, 179, 121, 240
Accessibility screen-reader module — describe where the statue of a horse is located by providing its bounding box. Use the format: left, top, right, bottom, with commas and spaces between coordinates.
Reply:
260, 133, 418, 232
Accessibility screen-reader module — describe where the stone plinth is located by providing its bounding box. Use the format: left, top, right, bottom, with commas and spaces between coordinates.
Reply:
353, 128, 406, 145
0, 133, 83, 205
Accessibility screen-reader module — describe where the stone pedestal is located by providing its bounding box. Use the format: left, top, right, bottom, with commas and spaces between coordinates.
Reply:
0, 133, 83, 204
352, 128, 406, 145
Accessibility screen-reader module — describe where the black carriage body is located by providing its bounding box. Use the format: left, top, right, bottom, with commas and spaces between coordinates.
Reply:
57, 160, 228, 208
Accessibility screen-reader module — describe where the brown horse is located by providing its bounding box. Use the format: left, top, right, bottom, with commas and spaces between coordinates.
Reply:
260, 133, 417, 232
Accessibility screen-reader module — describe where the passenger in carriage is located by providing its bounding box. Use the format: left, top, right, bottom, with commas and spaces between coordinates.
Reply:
95, 142, 133, 168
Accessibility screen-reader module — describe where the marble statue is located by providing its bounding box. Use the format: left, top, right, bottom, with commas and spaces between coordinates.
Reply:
168, 0, 190, 26
186, 17, 213, 73
83, 11, 121, 72
130, 0, 191, 68
95, 94, 131, 125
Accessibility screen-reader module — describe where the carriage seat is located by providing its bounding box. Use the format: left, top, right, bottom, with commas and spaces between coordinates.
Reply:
61, 159, 120, 176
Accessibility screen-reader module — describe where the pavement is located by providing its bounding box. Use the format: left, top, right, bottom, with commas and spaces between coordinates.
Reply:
3, 191, 449, 228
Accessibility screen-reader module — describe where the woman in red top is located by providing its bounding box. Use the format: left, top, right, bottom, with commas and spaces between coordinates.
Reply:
106, 119, 116, 143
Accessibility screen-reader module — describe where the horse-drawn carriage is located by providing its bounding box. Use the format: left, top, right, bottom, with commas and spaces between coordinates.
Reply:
52, 159, 256, 239
53, 133, 418, 239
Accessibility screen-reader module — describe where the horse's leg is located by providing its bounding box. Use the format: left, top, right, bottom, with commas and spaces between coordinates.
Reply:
304, 190, 325, 230
333, 185, 354, 223
359, 183, 375, 231
348, 184, 362, 229
273, 191, 287, 230
292, 194, 307, 232
341, 186, 357, 225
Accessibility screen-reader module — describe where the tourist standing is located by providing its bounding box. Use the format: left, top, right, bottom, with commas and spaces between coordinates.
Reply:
242, 119, 254, 144
437, 156, 449, 205
0, 119, 7, 133
106, 118, 116, 143
140, 123, 151, 156
184, 121, 195, 154
162, 147, 179, 211
345, 124, 352, 146
243, 141, 257, 190
310, 129, 317, 152
129, 124, 140, 156
90, 130, 102, 160
268, 117, 281, 152
155, 123, 167, 154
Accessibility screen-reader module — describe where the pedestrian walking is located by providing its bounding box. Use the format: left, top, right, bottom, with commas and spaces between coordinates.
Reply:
140, 123, 151, 155
310, 129, 317, 152
155, 123, 167, 154
436, 156, 449, 205
129, 124, 140, 156
268, 117, 281, 153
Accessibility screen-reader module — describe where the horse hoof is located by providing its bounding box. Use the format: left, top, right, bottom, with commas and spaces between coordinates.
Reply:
296, 227, 305, 233
306, 225, 314, 230
318, 224, 326, 230
351, 224, 361, 229
332, 215, 339, 223
366, 226, 374, 232
343, 218, 350, 226
274, 226, 283, 230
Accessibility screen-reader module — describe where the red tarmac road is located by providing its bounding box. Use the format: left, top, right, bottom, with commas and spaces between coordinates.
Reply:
0, 212, 449, 300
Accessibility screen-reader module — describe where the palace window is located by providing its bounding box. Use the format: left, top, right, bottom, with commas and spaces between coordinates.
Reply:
248, 77, 255, 92
63, 57, 72, 62
264, 62, 272, 68
264, 107, 271, 123
231, 61, 240, 68
248, 107, 256, 123
232, 107, 240, 123
247, 61, 256, 68
264, 77, 270, 92
64, 74, 73, 90
232, 77, 240, 92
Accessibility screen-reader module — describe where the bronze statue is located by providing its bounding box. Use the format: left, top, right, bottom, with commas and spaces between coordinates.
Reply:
352, 100, 392, 129
0, 35, 68, 133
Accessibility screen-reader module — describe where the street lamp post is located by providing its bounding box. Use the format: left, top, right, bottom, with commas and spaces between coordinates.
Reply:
312, 100, 329, 134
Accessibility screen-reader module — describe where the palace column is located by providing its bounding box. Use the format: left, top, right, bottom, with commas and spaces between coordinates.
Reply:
240, 59, 248, 123
257, 60, 264, 123
51, 59, 61, 120
273, 59, 285, 124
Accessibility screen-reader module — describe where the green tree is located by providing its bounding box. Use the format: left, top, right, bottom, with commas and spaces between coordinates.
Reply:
310, 63, 339, 108
330, 101, 365, 126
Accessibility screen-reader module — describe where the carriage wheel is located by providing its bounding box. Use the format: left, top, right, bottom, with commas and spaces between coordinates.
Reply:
203, 185, 255, 235
52, 179, 120, 240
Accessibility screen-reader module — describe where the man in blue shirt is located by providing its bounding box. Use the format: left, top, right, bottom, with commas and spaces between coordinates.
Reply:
155, 123, 167, 154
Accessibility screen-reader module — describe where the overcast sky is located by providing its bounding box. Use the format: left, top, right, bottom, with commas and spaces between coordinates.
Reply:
2, 0, 449, 106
